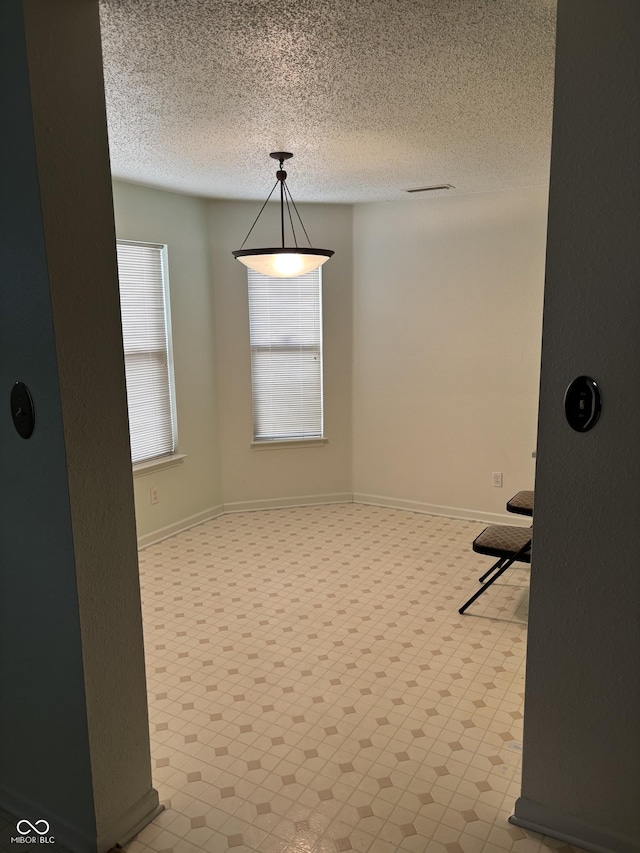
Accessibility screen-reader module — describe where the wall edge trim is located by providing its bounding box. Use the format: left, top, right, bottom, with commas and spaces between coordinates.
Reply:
98, 791, 163, 853
136, 495, 525, 549
352, 492, 522, 526
510, 797, 640, 853
223, 493, 354, 513
137, 504, 224, 549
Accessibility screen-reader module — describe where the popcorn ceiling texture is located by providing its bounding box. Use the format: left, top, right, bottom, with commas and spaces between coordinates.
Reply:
99, 0, 556, 202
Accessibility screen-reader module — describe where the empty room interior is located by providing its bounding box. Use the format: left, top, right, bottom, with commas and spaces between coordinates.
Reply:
2, 3, 640, 853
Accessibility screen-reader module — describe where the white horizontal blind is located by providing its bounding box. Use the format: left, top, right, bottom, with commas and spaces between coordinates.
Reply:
116, 241, 175, 463
248, 268, 323, 441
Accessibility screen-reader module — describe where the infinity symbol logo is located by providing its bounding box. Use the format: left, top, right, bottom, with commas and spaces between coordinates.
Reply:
16, 820, 50, 836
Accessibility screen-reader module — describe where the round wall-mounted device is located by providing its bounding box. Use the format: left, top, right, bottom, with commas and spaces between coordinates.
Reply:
11, 381, 35, 439
564, 376, 602, 432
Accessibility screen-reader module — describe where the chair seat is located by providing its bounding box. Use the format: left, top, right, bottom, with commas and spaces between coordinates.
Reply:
506, 490, 534, 516
472, 525, 531, 562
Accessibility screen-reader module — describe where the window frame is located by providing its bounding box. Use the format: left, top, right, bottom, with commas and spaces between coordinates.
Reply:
247, 267, 326, 447
116, 239, 181, 470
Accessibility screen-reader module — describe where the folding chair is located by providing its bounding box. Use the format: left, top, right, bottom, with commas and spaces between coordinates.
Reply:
458, 524, 531, 615
506, 489, 534, 517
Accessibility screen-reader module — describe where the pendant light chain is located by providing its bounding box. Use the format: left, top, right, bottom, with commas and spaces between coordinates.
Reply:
283, 181, 313, 248
279, 159, 286, 248
238, 179, 279, 251
284, 187, 299, 249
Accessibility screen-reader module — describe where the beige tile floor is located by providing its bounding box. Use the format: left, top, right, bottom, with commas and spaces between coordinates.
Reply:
131, 503, 586, 853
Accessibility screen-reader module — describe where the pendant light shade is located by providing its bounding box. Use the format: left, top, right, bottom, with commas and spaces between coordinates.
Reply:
233, 248, 331, 277
232, 152, 334, 278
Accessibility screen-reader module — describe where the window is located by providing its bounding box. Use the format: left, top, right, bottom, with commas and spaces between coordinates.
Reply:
116, 240, 176, 464
248, 268, 324, 442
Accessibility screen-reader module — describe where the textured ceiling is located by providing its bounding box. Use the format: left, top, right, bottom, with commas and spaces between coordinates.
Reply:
99, 0, 556, 203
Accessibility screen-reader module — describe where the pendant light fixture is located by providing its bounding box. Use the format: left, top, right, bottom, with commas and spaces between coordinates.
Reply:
232, 152, 334, 278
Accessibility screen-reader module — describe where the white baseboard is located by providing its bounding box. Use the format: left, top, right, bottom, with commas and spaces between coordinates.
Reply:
353, 492, 524, 526
510, 797, 640, 853
97, 790, 163, 853
223, 492, 353, 513
0, 786, 162, 853
137, 504, 224, 549
137, 492, 526, 550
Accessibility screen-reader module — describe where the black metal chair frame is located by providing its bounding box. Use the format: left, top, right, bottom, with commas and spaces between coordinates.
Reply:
458, 534, 531, 615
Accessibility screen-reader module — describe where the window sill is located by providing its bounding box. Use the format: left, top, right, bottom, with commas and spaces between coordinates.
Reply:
251, 438, 328, 450
133, 453, 187, 476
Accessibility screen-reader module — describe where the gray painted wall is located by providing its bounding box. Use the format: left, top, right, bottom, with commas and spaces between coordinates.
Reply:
0, 2, 158, 850
0, 0, 97, 841
514, 2, 640, 851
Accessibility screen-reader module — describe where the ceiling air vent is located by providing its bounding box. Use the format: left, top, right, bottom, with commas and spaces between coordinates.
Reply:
405, 184, 454, 193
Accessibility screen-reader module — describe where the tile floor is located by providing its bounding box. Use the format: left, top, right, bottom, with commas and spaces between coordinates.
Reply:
131, 503, 586, 853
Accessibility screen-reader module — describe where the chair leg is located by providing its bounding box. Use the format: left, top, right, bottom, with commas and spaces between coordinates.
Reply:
459, 539, 531, 615
479, 557, 505, 583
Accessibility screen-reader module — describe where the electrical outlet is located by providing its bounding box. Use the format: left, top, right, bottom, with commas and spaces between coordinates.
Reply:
150, 486, 159, 505
492, 471, 503, 488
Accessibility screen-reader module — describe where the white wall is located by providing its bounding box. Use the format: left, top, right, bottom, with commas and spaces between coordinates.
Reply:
113, 188, 352, 532
352, 187, 548, 522
208, 200, 353, 510
112, 181, 222, 543
113, 182, 547, 538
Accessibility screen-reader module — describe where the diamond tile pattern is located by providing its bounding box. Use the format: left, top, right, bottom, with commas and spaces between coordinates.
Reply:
127, 503, 587, 853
